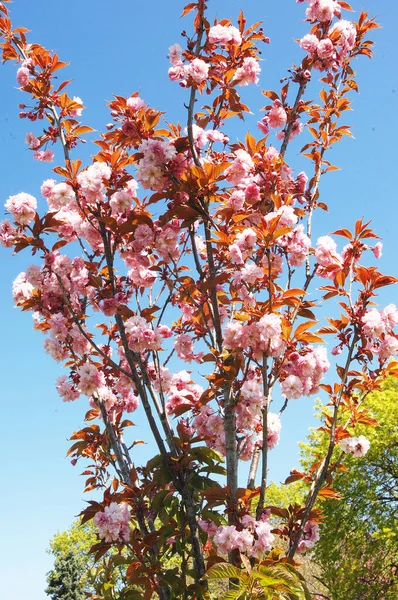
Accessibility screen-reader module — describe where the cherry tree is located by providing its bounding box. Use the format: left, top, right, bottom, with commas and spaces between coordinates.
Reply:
1, 0, 397, 598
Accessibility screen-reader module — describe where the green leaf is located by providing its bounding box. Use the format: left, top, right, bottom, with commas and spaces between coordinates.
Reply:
204, 562, 242, 580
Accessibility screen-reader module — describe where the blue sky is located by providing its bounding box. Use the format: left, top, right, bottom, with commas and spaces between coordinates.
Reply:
0, 1, 397, 598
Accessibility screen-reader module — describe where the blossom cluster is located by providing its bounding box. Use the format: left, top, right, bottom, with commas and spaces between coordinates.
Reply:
296, 520, 320, 554
199, 514, 274, 559
281, 346, 330, 399
339, 435, 370, 458
94, 502, 131, 543
300, 18, 356, 72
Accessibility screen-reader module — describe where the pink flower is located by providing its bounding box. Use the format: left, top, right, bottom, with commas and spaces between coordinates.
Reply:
371, 242, 383, 259
41, 179, 56, 198
381, 304, 398, 330
94, 502, 131, 543
16, 67, 29, 87
213, 525, 254, 555
168, 43, 183, 66
251, 520, 274, 558
208, 24, 242, 46
126, 95, 147, 111
206, 129, 229, 144
315, 235, 342, 268
70, 96, 83, 117
297, 521, 320, 553
281, 375, 303, 400
257, 118, 270, 136
317, 38, 334, 59
225, 149, 254, 185
362, 308, 385, 339
234, 57, 261, 86
306, 0, 339, 23
168, 62, 186, 83
49, 182, 75, 211
5, 192, 37, 225
185, 58, 209, 84
339, 435, 370, 457
229, 243, 244, 265
299, 34, 319, 55
33, 149, 54, 162
174, 333, 196, 362
268, 101, 287, 129
378, 335, 398, 361
0, 219, 17, 247
77, 363, 105, 396
25, 132, 40, 150
56, 376, 80, 402
110, 189, 133, 215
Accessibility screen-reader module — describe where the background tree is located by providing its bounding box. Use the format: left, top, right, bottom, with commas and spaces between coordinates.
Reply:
45, 551, 85, 600
300, 378, 398, 599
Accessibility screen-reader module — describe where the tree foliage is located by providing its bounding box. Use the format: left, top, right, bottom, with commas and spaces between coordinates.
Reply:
45, 551, 85, 600
301, 379, 398, 599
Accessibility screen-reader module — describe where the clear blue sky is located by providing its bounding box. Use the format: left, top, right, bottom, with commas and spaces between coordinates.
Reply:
0, 1, 397, 598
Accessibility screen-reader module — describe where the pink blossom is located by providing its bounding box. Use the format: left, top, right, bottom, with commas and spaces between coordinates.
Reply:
330, 19, 356, 56
168, 43, 183, 66
208, 24, 242, 46
44, 338, 69, 362
381, 304, 398, 330
258, 118, 270, 136
77, 363, 105, 396
94, 502, 131, 543
315, 235, 342, 268
281, 374, 303, 399
198, 519, 217, 536
299, 34, 319, 55
0, 219, 17, 247
229, 243, 244, 265
213, 525, 254, 555
126, 95, 147, 111
49, 313, 68, 340
297, 520, 320, 553
56, 376, 80, 402
306, 0, 339, 23
267, 101, 287, 128
228, 190, 246, 211
206, 129, 229, 144
125, 315, 163, 352
339, 435, 370, 457
362, 309, 385, 339
41, 179, 56, 198
5, 192, 37, 225
70, 96, 83, 117
251, 520, 274, 558
267, 412, 282, 450
25, 132, 40, 150
34, 149, 54, 162
378, 335, 398, 361
128, 263, 157, 289
168, 62, 186, 83
234, 57, 261, 86
223, 321, 248, 349
109, 189, 133, 215
49, 182, 75, 211
279, 225, 311, 267
16, 67, 29, 87
317, 38, 335, 59
225, 149, 254, 184
371, 242, 383, 259
174, 333, 197, 362
185, 58, 209, 84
